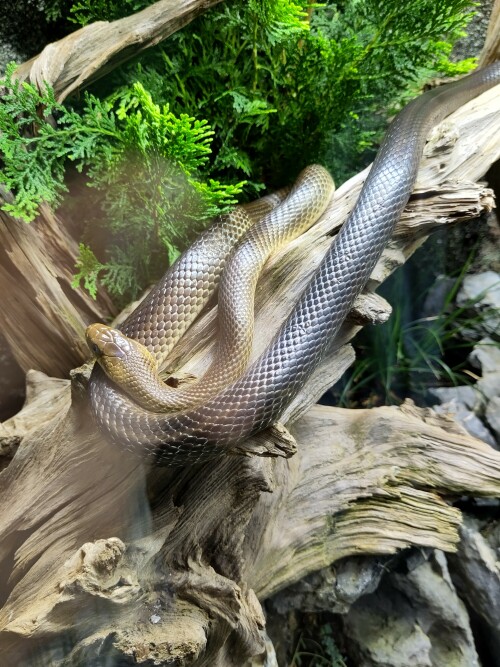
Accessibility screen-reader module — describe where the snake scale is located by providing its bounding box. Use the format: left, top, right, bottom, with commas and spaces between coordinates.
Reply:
88, 63, 500, 466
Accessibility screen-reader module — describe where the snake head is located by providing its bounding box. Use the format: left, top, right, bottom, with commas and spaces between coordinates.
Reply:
86, 323, 159, 400
85, 323, 132, 360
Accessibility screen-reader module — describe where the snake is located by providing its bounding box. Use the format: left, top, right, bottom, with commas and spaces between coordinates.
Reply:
87, 63, 500, 466
87, 164, 334, 412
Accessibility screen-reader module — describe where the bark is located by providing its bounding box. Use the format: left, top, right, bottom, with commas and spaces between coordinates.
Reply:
0, 73, 499, 665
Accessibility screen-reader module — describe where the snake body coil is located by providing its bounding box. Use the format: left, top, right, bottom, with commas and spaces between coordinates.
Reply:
89, 63, 500, 465
88, 165, 334, 412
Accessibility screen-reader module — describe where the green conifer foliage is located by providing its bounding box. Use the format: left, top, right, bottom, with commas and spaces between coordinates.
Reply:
1, 1, 476, 301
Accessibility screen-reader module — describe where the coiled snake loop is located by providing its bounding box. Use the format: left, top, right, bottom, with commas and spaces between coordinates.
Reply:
88, 63, 500, 466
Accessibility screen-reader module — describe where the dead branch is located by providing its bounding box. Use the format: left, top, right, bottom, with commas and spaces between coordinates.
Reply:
14, 0, 225, 101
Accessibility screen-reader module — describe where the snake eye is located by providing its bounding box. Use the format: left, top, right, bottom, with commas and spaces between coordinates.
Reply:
92, 343, 100, 355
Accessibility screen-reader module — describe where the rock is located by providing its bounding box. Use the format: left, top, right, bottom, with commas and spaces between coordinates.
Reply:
0, 1, 54, 71
270, 557, 386, 614
420, 275, 455, 318
448, 516, 500, 667
456, 271, 500, 340
428, 338, 500, 447
431, 400, 497, 448
345, 592, 433, 667
477, 372, 500, 403
343, 551, 480, 667
468, 337, 500, 374
428, 385, 480, 412
469, 340, 500, 425
486, 397, 500, 443
452, 0, 494, 60
0, 41, 24, 74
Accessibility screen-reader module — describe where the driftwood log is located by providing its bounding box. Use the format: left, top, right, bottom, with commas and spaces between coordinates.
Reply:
14, 0, 225, 102
1, 2, 500, 665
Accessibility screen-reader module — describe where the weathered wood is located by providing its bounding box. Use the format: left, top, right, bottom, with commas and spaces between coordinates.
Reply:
0, 203, 115, 376
0, 79, 499, 665
0, 204, 115, 376
0, 371, 68, 462
479, 0, 500, 66
1, 379, 500, 665
248, 401, 500, 600
14, 0, 225, 101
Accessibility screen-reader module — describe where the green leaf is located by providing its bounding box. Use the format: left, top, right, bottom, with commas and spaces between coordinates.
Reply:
71, 243, 105, 300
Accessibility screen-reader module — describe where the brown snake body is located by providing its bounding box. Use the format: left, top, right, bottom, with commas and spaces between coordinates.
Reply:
88, 63, 500, 466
